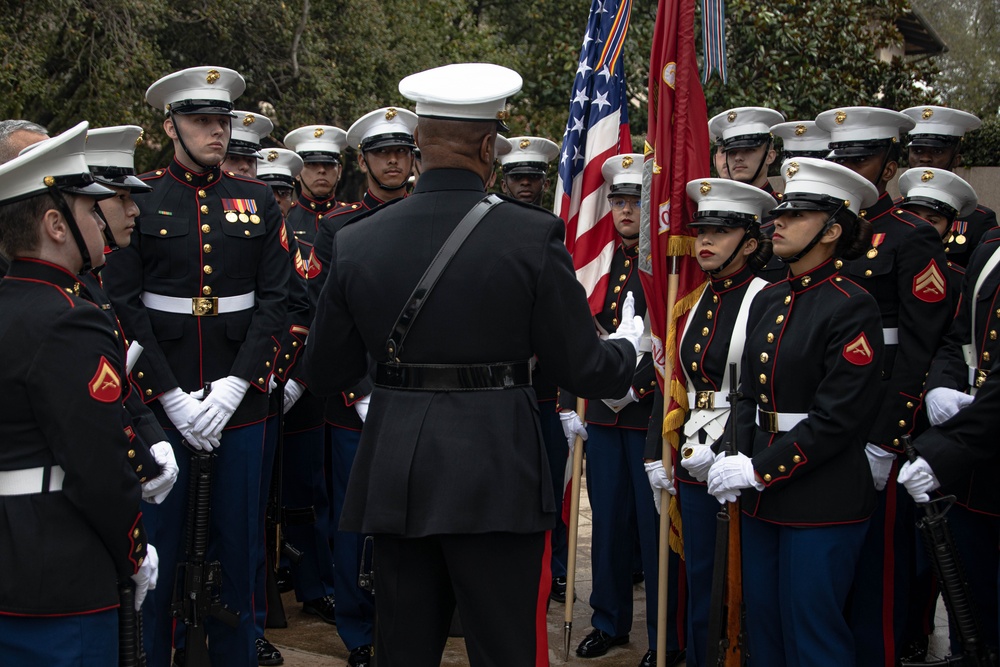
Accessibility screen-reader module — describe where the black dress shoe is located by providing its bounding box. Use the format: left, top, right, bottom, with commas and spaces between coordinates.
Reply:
638, 649, 685, 667
348, 644, 373, 667
275, 566, 294, 594
576, 629, 629, 658
632, 570, 645, 585
550, 576, 567, 603
172, 649, 184, 667
256, 637, 284, 666
302, 594, 337, 625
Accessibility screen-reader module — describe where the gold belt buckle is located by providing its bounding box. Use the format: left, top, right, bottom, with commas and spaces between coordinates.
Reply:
191, 297, 219, 316
759, 409, 779, 433
695, 390, 715, 410
976, 368, 989, 388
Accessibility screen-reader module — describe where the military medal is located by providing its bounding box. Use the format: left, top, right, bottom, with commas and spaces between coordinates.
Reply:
250, 214, 260, 224
223, 198, 259, 226
238, 213, 250, 223
867, 233, 885, 259
952, 220, 968, 245
225, 211, 238, 223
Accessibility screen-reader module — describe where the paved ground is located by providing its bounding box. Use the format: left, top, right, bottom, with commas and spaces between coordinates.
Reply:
261, 489, 951, 666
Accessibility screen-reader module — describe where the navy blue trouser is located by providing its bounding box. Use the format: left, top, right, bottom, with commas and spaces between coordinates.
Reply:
743, 515, 869, 667
0, 608, 118, 666
678, 479, 720, 667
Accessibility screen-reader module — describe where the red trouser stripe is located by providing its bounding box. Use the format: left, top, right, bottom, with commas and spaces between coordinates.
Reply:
535, 530, 553, 667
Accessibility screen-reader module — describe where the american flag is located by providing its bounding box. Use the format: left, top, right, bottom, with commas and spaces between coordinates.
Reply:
553, 0, 634, 315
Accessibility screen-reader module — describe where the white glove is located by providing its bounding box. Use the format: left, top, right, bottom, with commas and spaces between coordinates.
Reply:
354, 394, 371, 423
925, 387, 973, 426
158, 388, 215, 451
898, 456, 941, 504
602, 388, 638, 412
559, 411, 588, 455
608, 291, 645, 353
644, 460, 676, 514
865, 443, 896, 491
188, 376, 250, 443
131, 544, 159, 610
706, 453, 764, 504
680, 444, 716, 482
283, 379, 306, 414
268, 376, 278, 394
141, 442, 179, 504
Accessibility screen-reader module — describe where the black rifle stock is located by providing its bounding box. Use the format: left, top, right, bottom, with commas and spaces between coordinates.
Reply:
118, 582, 146, 667
901, 435, 996, 667
705, 362, 747, 667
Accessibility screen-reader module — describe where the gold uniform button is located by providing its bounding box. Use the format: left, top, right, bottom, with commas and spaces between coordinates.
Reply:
760, 352, 769, 363
906, 401, 914, 409
991, 330, 997, 341
763, 474, 772, 482
712, 295, 719, 304
198, 189, 207, 198
834, 259, 843, 269
159, 229, 167, 235
137, 372, 144, 379
348, 392, 356, 400
723, 279, 732, 289
792, 455, 801, 463
284, 354, 291, 360
691, 362, 698, 371
638, 388, 646, 395
202, 224, 211, 233
139, 477, 147, 483
244, 230, 251, 236
203, 265, 213, 274
624, 259, 630, 267
893, 439, 900, 447
835, 277, 843, 282
203, 286, 212, 296
996, 308, 1000, 318
778, 465, 786, 472
128, 449, 136, 459
278, 368, 284, 374
760, 394, 769, 403
612, 318, 619, 326
800, 276, 811, 287
693, 344, 701, 353
775, 315, 784, 324
136, 465, 143, 473
766, 333, 775, 343
610, 302, 617, 310
984, 352, 992, 362
864, 269, 872, 277
706, 311, 713, 320
759, 374, 766, 384
200, 205, 209, 214
265, 361, 271, 368
185, 172, 193, 181
898, 420, 907, 428
784, 295, 791, 305
258, 378, 265, 384
273, 346, 278, 353
145, 389, 152, 396
292, 341, 299, 348
619, 274, 627, 282
702, 327, 710, 336
203, 244, 212, 253
614, 286, 621, 294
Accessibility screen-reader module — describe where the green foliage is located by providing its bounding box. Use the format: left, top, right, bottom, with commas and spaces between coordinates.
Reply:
958, 115, 1000, 167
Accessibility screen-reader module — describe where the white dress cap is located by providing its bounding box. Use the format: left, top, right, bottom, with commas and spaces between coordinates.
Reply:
499, 136, 560, 174
770, 121, 831, 155
708, 107, 785, 150
601, 153, 644, 195
85, 125, 150, 192
901, 106, 981, 144
399, 63, 522, 128
346, 107, 418, 152
283, 126, 348, 162
229, 111, 274, 157
0, 122, 115, 205
899, 167, 978, 219
816, 106, 915, 146
686, 178, 777, 223
146, 66, 245, 115
256, 148, 304, 189
777, 157, 878, 217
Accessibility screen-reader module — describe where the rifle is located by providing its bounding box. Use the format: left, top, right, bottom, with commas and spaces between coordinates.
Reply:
118, 582, 146, 667
900, 435, 997, 667
704, 362, 747, 667
171, 445, 239, 667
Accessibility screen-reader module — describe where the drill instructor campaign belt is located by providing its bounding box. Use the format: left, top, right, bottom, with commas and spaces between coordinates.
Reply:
0, 465, 65, 495
141, 291, 256, 316
376, 361, 532, 391
379, 194, 515, 391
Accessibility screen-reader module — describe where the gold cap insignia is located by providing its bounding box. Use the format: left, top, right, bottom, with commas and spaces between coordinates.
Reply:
165, 103, 172, 112
496, 110, 509, 121
921, 170, 935, 182
206, 69, 221, 84
922, 108, 934, 120
267, 150, 278, 162
844, 200, 851, 208
135, 130, 144, 147
785, 161, 799, 178
385, 108, 397, 120
835, 111, 847, 125
727, 111, 737, 123
622, 155, 634, 169
794, 124, 807, 136
43, 176, 55, 187
243, 115, 255, 126
314, 128, 325, 138
699, 181, 712, 195
519, 138, 531, 149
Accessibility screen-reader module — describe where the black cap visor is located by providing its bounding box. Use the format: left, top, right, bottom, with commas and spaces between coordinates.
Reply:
690, 211, 758, 229
771, 192, 846, 216
901, 195, 958, 221
168, 99, 236, 116
227, 139, 263, 158
609, 183, 642, 198
503, 162, 548, 177
360, 133, 416, 152
722, 133, 770, 151
907, 133, 961, 149
827, 139, 891, 159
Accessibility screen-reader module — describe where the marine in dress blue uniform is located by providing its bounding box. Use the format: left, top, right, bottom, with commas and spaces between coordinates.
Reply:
817, 106, 955, 667
707, 157, 883, 667
902, 106, 998, 268
0, 122, 156, 667
304, 63, 642, 667
560, 153, 677, 667
101, 67, 290, 667
663, 178, 775, 667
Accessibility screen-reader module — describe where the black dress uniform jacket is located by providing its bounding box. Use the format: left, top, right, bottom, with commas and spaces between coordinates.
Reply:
842, 192, 953, 452
558, 242, 656, 428
304, 168, 636, 537
942, 205, 998, 268
0, 259, 147, 615
102, 160, 290, 427
735, 259, 883, 524
286, 192, 355, 260
925, 234, 1000, 515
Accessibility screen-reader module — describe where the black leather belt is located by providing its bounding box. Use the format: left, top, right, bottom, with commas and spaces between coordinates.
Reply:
376, 361, 532, 391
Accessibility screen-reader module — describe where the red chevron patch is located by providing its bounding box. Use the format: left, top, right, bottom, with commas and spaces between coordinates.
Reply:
843, 332, 874, 366
913, 260, 946, 303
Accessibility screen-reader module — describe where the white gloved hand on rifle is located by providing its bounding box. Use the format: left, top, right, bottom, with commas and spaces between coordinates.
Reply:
158, 388, 215, 451
707, 452, 764, 504
188, 376, 250, 444
644, 460, 676, 514
897, 456, 941, 504
141, 442, 178, 504
131, 543, 159, 610
680, 444, 716, 482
